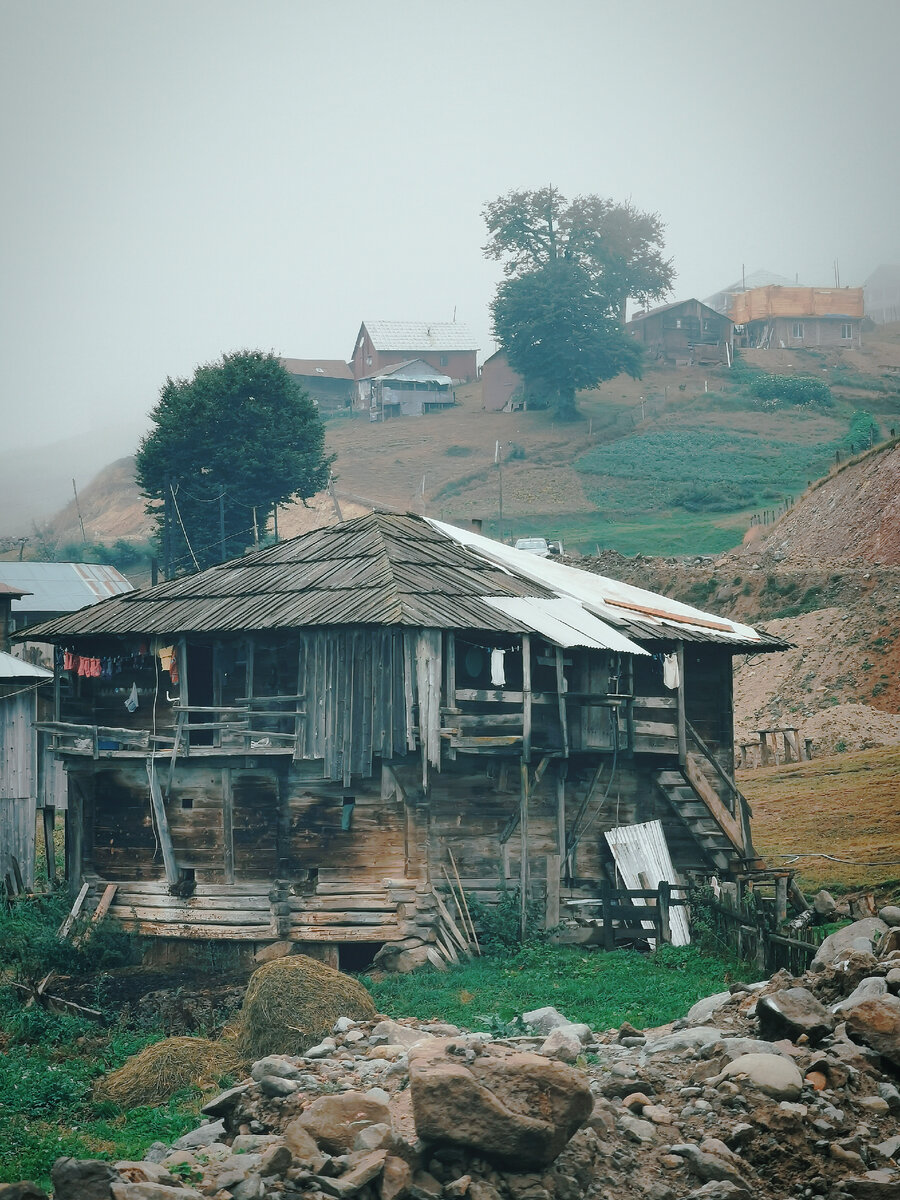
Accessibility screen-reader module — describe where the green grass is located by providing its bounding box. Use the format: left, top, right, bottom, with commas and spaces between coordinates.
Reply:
365, 943, 755, 1033
0, 997, 204, 1187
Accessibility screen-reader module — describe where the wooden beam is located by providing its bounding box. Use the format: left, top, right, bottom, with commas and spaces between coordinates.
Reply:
58, 882, 90, 941
522, 634, 532, 764
683, 753, 745, 854
555, 648, 569, 758
676, 643, 686, 766
42, 807, 56, 882
519, 759, 529, 940
545, 853, 560, 930
221, 768, 234, 884
146, 758, 179, 885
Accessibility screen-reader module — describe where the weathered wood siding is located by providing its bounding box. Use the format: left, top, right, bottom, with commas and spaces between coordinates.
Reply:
0, 688, 40, 887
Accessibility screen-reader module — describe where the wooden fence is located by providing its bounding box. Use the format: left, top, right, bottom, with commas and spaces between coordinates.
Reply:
699, 884, 828, 974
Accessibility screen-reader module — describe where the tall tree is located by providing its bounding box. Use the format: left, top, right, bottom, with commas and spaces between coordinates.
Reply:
136, 350, 333, 573
484, 187, 673, 419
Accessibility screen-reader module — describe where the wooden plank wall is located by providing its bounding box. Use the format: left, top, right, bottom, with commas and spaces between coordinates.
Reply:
0, 689, 39, 888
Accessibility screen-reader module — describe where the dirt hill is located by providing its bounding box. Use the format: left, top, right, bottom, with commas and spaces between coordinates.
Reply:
747, 437, 900, 564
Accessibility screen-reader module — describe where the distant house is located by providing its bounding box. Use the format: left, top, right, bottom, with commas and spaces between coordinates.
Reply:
359, 359, 456, 419
626, 299, 734, 365
280, 358, 354, 411
0, 563, 133, 665
704, 269, 798, 317
729, 286, 864, 350
0, 650, 54, 890
864, 265, 900, 326
350, 321, 478, 384
482, 350, 525, 411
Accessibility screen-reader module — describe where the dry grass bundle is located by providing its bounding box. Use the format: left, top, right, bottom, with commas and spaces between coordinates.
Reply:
94, 1035, 245, 1108
236, 953, 375, 1059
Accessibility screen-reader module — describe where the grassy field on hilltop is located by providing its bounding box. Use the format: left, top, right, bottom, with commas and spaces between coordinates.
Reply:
741, 744, 900, 898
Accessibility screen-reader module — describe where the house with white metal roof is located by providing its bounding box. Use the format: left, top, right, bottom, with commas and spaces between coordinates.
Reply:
350, 320, 478, 385
23, 514, 784, 962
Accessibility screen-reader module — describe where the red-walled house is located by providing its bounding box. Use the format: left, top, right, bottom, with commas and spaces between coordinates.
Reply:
350, 321, 478, 384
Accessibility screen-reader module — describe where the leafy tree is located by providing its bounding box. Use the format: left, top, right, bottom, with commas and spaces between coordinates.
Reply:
484, 187, 673, 419
491, 260, 642, 420
136, 351, 333, 573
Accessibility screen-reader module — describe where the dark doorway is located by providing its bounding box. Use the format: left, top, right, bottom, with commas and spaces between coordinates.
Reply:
186, 642, 214, 746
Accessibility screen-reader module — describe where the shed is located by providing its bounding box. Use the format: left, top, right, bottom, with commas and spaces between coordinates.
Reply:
626, 299, 734, 365
280, 358, 355, 411
23, 514, 785, 964
0, 651, 53, 891
729, 286, 864, 350
481, 350, 525, 411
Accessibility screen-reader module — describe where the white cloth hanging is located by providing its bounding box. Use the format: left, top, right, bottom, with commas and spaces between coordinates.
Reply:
124, 682, 139, 713
490, 648, 506, 687
662, 652, 680, 690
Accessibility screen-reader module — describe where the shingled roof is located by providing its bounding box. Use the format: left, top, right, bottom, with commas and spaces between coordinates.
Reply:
23, 514, 782, 654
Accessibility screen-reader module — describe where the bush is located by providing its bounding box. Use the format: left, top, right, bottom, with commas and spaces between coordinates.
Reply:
465, 888, 547, 956
750, 374, 832, 408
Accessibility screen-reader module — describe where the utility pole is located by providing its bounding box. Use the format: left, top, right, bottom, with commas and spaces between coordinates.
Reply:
495, 440, 503, 538
163, 475, 172, 579
72, 478, 87, 543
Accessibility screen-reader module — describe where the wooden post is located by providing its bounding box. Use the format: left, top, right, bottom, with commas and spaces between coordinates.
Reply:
775, 875, 788, 927
782, 731, 793, 763
146, 758, 179, 885
556, 762, 567, 879
658, 879, 671, 944
804, 737, 814, 761
446, 633, 457, 761
676, 643, 686, 766
42, 806, 56, 882
222, 767, 235, 884
545, 853, 560, 930
758, 731, 771, 766
522, 634, 532, 764
555, 648, 569, 758
601, 878, 615, 951
519, 759, 529, 940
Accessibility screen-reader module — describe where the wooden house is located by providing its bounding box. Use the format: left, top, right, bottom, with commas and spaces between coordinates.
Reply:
359, 360, 456, 419
626, 299, 734, 365
0, 651, 54, 891
350, 321, 478, 386
280, 359, 355, 412
23, 514, 783, 965
730, 286, 864, 350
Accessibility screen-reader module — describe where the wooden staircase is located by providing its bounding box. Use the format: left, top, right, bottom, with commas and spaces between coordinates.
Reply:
656, 747, 750, 874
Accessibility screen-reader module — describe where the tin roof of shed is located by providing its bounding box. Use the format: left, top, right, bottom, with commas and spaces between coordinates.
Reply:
22, 514, 782, 654
0, 562, 133, 614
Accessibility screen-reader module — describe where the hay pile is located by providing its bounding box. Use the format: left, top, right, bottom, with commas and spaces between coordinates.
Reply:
237, 953, 376, 1059
94, 1035, 244, 1108
94, 954, 376, 1106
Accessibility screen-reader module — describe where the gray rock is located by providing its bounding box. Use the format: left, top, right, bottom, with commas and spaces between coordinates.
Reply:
200, 1081, 253, 1116
617, 1114, 656, 1143
172, 1120, 225, 1151
230, 1179, 266, 1200
879, 906, 900, 928
333, 1017, 358, 1033
687, 1184, 752, 1200
113, 1163, 177, 1186
711, 1053, 803, 1100
833, 976, 889, 1013
370, 1019, 434, 1049
142, 1143, 169, 1164
813, 890, 836, 916
353, 1122, 393, 1152
305, 1037, 338, 1059
710, 1037, 790, 1061
539, 1027, 582, 1063
877, 1081, 900, 1112
810, 918, 888, 969
687, 992, 733, 1024
251, 1056, 301, 1081
873, 1135, 900, 1161
843, 994, 900, 1067
259, 1075, 299, 1097
756, 987, 836, 1043
521, 1006, 571, 1036
886, 968, 900, 993
642, 1027, 723, 1059
669, 1143, 749, 1188
230, 1134, 281, 1153
51, 1159, 118, 1200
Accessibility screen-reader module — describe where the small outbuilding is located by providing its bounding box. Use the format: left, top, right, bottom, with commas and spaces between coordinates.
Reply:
280, 358, 355, 411
359, 359, 456, 419
626, 299, 734, 365
351, 321, 478, 384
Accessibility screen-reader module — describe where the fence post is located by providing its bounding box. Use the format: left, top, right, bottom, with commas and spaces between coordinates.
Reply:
658, 880, 671, 944
601, 879, 615, 951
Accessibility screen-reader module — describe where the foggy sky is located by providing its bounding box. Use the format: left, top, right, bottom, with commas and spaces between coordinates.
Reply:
1, 0, 898, 473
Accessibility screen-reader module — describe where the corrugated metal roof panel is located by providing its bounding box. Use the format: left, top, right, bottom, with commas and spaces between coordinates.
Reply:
482, 597, 648, 655
0, 651, 53, 680
0, 562, 133, 614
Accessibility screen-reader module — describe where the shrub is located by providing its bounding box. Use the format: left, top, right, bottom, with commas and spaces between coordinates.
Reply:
444, 444, 473, 457
465, 888, 546, 956
750, 374, 832, 408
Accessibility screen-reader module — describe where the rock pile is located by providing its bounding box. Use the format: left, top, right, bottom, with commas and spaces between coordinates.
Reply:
4, 918, 900, 1200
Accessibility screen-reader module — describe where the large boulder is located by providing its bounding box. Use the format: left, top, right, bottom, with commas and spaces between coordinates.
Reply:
842, 994, 900, 1068
51, 1160, 118, 1200
756, 987, 836, 1043
407, 1037, 593, 1168
711, 1053, 803, 1100
287, 1090, 390, 1155
811, 919, 888, 969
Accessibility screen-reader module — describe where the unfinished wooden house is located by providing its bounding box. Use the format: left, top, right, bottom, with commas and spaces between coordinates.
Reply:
24, 514, 783, 964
